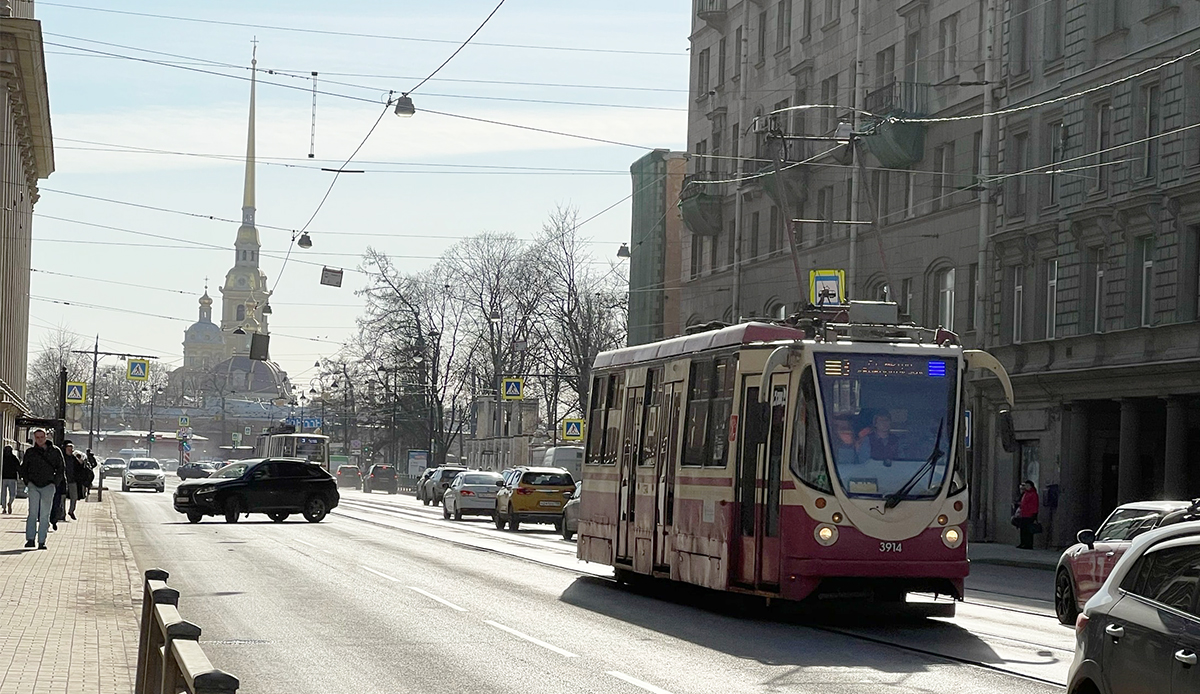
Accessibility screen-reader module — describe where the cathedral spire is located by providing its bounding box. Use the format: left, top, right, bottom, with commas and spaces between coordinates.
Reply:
241, 41, 257, 227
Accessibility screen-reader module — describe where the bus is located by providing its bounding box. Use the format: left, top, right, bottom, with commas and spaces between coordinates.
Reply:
575, 301, 1016, 613
255, 432, 330, 471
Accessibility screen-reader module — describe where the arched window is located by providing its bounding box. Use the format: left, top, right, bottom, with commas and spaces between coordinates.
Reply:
768, 302, 787, 320
937, 267, 956, 329
236, 305, 246, 321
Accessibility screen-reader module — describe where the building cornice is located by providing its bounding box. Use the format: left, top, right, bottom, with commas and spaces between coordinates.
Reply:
0, 17, 54, 183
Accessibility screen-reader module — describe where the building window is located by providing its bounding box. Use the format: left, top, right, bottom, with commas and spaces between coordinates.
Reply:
1095, 0, 1123, 37
1093, 103, 1112, 192
932, 142, 955, 211
800, 0, 813, 37
770, 302, 787, 319
900, 278, 914, 319
977, 0, 988, 61
820, 75, 838, 134
758, 10, 768, 62
1045, 0, 1064, 61
709, 232, 719, 273
236, 304, 246, 322
1090, 247, 1106, 333
1010, 0, 1030, 74
769, 206, 781, 253
1046, 121, 1064, 206
717, 37, 727, 87
967, 263, 979, 329
971, 130, 983, 200
1010, 131, 1029, 214
696, 49, 711, 96
824, 0, 840, 26
904, 30, 921, 83
873, 169, 891, 222
750, 211, 761, 260
938, 14, 958, 82
1141, 84, 1162, 180
1141, 237, 1155, 327
817, 186, 833, 243
1045, 259, 1058, 339
1013, 265, 1025, 344
937, 267, 956, 329
875, 46, 895, 88
777, 0, 792, 52
904, 171, 916, 218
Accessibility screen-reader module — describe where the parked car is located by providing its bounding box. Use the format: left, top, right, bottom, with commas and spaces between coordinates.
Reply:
173, 458, 339, 524
414, 468, 437, 503
1055, 500, 1193, 624
122, 458, 165, 493
101, 457, 127, 478
442, 471, 503, 521
1067, 520, 1200, 694
493, 467, 575, 532
561, 481, 582, 540
335, 465, 362, 489
422, 466, 466, 507
177, 462, 212, 480
362, 464, 398, 494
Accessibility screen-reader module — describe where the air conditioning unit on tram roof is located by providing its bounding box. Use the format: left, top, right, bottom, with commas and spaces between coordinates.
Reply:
847, 300, 899, 325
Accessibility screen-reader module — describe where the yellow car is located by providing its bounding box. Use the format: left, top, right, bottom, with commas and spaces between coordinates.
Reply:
493, 466, 575, 532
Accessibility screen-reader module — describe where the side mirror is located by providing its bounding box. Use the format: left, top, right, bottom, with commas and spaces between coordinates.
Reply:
999, 410, 1018, 453
1077, 529, 1096, 550
495, 479, 504, 488
563, 491, 573, 500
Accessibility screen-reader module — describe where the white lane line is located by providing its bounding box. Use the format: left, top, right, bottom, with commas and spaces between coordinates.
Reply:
294, 539, 318, 548
484, 620, 578, 657
361, 566, 400, 582
408, 586, 468, 612
607, 671, 675, 694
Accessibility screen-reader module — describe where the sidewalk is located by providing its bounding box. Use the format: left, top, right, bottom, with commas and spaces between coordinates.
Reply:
969, 541, 1062, 571
0, 491, 141, 694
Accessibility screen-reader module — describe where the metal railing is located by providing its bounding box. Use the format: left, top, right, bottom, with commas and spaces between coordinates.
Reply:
135, 569, 240, 694
864, 79, 930, 116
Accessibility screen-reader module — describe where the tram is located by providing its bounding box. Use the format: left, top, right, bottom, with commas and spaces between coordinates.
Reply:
576, 301, 1015, 610
254, 430, 330, 470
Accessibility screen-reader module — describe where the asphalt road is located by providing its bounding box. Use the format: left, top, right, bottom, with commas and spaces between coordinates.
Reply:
114, 480, 1071, 694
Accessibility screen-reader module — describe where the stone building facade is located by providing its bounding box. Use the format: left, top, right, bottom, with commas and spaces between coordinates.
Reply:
0, 0, 53, 448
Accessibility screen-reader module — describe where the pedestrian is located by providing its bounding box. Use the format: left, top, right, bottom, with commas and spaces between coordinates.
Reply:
82, 448, 98, 499
1013, 480, 1040, 550
2, 445, 20, 513
71, 451, 89, 513
19, 429, 64, 549
52, 440, 76, 528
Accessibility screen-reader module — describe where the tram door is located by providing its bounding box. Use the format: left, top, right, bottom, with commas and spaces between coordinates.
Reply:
615, 373, 646, 563
653, 377, 681, 570
733, 375, 788, 589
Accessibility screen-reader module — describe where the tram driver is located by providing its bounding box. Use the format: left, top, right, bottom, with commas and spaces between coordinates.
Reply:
858, 411, 900, 467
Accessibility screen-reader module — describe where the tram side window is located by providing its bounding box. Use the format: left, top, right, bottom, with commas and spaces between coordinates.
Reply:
705, 358, 735, 467
682, 360, 714, 467
603, 373, 624, 465
791, 367, 833, 493
640, 368, 663, 467
586, 375, 606, 465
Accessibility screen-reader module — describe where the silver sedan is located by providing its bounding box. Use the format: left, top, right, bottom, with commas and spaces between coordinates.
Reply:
443, 471, 503, 521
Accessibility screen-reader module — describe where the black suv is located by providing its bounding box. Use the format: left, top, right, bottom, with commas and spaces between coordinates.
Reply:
177, 462, 211, 480
173, 458, 339, 524
362, 464, 398, 494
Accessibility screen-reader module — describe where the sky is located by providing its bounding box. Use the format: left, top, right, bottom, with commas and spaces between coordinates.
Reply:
26, 0, 691, 388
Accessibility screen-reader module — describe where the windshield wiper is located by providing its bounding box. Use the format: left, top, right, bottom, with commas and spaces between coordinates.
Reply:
884, 417, 945, 510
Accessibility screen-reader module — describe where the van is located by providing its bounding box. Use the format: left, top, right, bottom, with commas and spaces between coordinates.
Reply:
118, 448, 149, 461
541, 446, 583, 480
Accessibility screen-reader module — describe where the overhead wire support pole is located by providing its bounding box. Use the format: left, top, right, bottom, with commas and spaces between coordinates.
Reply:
731, 0, 751, 322
769, 130, 807, 296
849, 0, 867, 301
975, 0, 998, 347
852, 139, 894, 296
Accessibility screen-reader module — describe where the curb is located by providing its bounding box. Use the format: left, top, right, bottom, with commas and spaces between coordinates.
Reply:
970, 557, 1059, 571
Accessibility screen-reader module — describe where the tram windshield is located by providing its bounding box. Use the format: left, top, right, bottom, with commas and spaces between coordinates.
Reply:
815, 354, 958, 501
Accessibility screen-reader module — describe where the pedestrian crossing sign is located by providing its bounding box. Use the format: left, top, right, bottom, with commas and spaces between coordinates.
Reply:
178, 415, 190, 428
127, 359, 150, 382
501, 377, 525, 401
65, 382, 87, 404
562, 419, 584, 442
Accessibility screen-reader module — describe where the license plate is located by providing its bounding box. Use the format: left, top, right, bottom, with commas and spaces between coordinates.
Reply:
481, 493, 496, 499
538, 501, 560, 507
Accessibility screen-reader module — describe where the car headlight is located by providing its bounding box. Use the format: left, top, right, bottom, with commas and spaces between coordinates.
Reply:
814, 523, 839, 546
195, 485, 216, 496
942, 526, 963, 548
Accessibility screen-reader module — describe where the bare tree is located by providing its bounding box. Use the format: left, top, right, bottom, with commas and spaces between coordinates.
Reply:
24, 327, 90, 417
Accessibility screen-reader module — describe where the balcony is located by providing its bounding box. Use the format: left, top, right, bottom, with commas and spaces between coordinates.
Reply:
681, 173, 725, 237
862, 79, 930, 169
696, 0, 728, 29
864, 79, 930, 117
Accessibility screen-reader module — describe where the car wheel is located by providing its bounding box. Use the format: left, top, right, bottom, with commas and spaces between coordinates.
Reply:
186, 511, 203, 524
493, 511, 505, 530
443, 504, 451, 520
223, 497, 241, 524
121, 481, 129, 492
1055, 570, 1078, 625
156, 486, 164, 493
303, 495, 329, 523
432, 495, 440, 507
562, 524, 575, 541
507, 507, 520, 532
422, 493, 431, 506
268, 512, 289, 523
454, 508, 463, 522
553, 519, 563, 534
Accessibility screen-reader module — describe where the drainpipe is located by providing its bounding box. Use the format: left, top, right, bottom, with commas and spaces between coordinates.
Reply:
731, 0, 751, 321
848, 0, 867, 299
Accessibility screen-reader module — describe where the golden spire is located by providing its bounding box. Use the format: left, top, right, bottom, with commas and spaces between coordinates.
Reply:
241, 39, 257, 226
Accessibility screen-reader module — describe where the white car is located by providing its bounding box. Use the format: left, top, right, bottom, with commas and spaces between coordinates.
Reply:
123, 458, 165, 493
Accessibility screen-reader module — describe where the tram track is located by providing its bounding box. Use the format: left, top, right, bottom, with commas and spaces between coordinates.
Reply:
335, 493, 1072, 688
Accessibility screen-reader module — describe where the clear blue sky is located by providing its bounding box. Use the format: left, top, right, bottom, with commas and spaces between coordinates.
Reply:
28, 0, 690, 384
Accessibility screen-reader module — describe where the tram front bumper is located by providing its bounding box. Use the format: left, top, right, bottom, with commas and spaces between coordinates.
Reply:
781, 558, 968, 601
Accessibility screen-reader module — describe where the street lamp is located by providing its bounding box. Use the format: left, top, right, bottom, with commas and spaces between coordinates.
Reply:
617, 243, 632, 258
488, 310, 502, 471
393, 93, 416, 117
145, 386, 164, 456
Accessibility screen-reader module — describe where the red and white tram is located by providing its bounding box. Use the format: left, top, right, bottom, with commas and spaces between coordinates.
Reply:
576, 302, 1015, 610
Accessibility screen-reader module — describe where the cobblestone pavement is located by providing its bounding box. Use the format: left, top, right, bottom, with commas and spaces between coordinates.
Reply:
0, 491, 141, 694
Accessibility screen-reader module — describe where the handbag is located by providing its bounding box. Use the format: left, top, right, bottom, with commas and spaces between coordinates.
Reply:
1010, 514, 1021, 527
1031, 522, 1044, 534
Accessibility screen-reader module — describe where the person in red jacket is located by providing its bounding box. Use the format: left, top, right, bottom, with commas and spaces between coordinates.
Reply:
1015, 480, 1040, 549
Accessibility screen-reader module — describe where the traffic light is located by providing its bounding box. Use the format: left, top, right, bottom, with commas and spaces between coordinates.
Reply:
148, 434, 156, 443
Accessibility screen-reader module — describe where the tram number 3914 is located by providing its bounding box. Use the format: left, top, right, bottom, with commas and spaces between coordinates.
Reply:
879, 542, 903, 553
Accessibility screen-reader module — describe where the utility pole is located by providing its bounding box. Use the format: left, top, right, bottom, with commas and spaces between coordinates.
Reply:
975, 0, 998, 346
731, 0, 751, 321
848, 0, 867, 299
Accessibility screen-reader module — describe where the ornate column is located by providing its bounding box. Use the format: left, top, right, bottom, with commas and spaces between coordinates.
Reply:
1117, 399, 1141, 505
1164, 397, 1188, 499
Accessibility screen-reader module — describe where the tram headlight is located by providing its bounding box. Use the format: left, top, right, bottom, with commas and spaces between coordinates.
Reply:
815, 523, 839, 546
942, 526, 963, 548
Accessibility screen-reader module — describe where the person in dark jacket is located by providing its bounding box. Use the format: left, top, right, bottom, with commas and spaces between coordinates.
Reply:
2, 445, 19, 514
52, 440, 76, 528
19, 429, 64, 549
1014, 480, 1041, 550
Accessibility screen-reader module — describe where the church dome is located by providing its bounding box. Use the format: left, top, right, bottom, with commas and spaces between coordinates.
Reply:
210, 355, 290, 397
184, 292, 223, 345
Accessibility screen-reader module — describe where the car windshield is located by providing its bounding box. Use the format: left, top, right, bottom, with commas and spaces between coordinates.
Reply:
1096, 508, 1165, 542
128, 459, 159, 470
462, 473, 502, 485
522, 472, 573, 486
814, 354, 958, 501
211, 463, 250, 479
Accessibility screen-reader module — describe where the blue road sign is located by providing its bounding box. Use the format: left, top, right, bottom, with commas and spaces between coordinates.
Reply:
127, 359, 149, 381
65, 382, 87, 404
501, 378, 524, 401
562, 419, 584, 441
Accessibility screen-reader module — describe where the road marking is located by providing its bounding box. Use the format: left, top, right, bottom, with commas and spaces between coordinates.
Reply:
607, 671, 675, 694
408, 586, 468, 612
484, 620, 578, 657
294, 539, 319, 548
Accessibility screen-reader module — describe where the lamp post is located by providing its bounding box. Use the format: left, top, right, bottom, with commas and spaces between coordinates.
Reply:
145, 386, 163, 456
489, 309, 502, 471
377, 366, 398, 467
